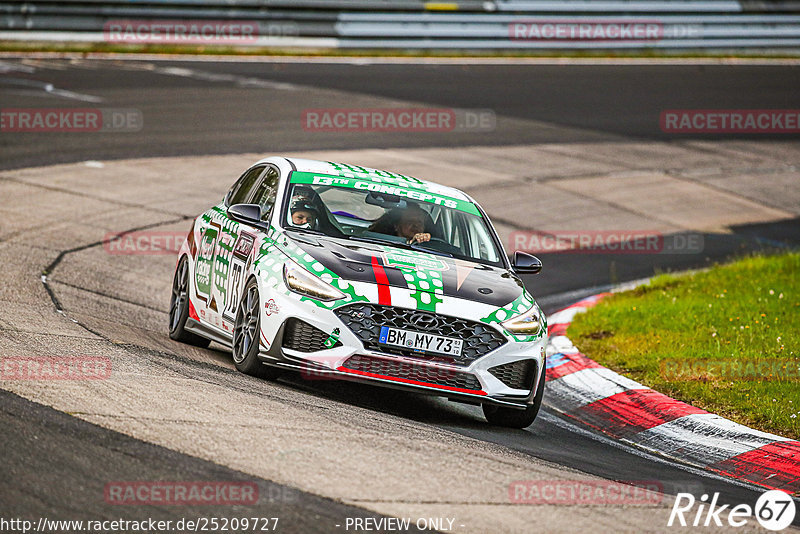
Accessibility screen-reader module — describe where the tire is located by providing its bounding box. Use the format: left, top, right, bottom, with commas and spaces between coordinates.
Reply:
483, 360, 546, 429
232, 278, 283, 379
168, 256, 211, 348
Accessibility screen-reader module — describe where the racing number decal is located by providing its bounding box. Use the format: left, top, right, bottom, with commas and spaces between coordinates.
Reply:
223, 262, 245, 320
223, 232, 255, 322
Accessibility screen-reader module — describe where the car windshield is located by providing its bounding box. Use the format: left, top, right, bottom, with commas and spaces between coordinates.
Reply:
282, 172, 504, 267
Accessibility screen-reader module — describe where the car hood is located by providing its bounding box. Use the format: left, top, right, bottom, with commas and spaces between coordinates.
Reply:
279, 231, 525, 308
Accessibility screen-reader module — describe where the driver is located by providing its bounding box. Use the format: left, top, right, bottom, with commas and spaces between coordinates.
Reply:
289, 199, 318, 229
395, 204, 431, 244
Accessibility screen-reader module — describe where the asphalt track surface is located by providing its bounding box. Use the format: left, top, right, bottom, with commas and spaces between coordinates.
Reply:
2, 59, 800, 170
1, 57, 799, 532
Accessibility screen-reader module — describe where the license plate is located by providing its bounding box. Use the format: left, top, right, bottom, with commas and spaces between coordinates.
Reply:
378, 326, 463, 356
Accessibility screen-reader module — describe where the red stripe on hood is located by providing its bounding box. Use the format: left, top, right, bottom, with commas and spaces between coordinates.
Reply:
371, 256, 392, 306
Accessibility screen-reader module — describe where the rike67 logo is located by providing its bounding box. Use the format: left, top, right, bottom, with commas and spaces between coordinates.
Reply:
669, 490, 796, 531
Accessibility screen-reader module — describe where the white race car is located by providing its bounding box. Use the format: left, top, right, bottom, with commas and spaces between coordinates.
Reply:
169, 157, 546, 427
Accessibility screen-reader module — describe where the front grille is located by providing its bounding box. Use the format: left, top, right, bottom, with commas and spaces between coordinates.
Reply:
334, 303, 507, 366
282, 318, 341, 352
342, 354, 482, 391
488, 359, 537, 390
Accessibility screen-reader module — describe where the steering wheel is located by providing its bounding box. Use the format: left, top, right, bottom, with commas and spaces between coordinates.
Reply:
408, 235, 447, 245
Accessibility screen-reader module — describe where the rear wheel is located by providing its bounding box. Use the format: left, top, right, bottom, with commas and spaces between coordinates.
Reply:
232, 278, 282, 379
168, 256, 210, 348
483, 360, 546, 428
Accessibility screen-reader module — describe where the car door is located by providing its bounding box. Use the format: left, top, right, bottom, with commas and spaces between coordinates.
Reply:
218, 165, 280, 327
194, 165, 266, 329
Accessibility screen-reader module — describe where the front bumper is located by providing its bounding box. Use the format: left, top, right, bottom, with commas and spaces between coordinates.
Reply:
257, 285, 546, 409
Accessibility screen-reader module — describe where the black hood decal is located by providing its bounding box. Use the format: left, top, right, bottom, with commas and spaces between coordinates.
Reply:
282, 231, 524, 307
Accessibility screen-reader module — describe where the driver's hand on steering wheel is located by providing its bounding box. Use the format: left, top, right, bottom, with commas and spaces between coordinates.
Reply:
407, 232, 431, 244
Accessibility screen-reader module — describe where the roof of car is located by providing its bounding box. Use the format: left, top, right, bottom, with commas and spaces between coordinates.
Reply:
277, 157, 473, 203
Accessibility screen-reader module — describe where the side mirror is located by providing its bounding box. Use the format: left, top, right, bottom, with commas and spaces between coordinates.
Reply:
512, 251, 542, 274
227, 204, 267, 229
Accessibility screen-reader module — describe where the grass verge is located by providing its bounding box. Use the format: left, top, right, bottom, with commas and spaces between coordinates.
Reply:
569, 252, 800, 439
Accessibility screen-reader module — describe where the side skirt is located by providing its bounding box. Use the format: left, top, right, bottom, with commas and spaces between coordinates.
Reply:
184, 317, 232, 348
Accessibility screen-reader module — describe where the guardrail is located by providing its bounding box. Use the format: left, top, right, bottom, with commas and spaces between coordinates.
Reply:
1, 0, 799, 50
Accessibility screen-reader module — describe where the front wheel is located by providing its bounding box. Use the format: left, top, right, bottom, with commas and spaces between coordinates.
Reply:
483, 361, 546, 428
168, 256, 210, 348
232, 278, 282, 380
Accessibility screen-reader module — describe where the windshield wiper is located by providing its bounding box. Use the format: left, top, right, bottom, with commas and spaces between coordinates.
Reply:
345, 235, 453, 258
409, 243, 453, 258
343, 234, 409, 248
283, 227, 326, 237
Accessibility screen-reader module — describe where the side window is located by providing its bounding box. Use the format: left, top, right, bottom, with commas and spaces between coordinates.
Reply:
249, 167, 280, 220
226, 166, 265, 206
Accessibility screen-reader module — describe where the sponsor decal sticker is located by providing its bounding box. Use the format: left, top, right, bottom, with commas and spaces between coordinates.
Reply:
323, 328, 341, 349
382, 252, 448, 271
289, 171, 479, 216
232, 232, 255, 258
264, 299, 279, 316
194, 226, 218, 301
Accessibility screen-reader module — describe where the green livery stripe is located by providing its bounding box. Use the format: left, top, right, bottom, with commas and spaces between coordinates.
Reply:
481, 293, 545, 342
265, 235, 372, 310
327, 161, 424, 184
290, 172, 480, 216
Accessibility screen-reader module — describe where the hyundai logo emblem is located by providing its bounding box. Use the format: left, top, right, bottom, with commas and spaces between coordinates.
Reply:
410, 313, 437, 329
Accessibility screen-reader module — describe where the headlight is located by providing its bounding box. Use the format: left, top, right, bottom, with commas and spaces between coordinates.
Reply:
283, 262, 345, 302
501, 305, 542, 335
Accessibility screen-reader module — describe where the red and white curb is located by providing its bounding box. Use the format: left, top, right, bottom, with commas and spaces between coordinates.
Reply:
545, 294, 800, 493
